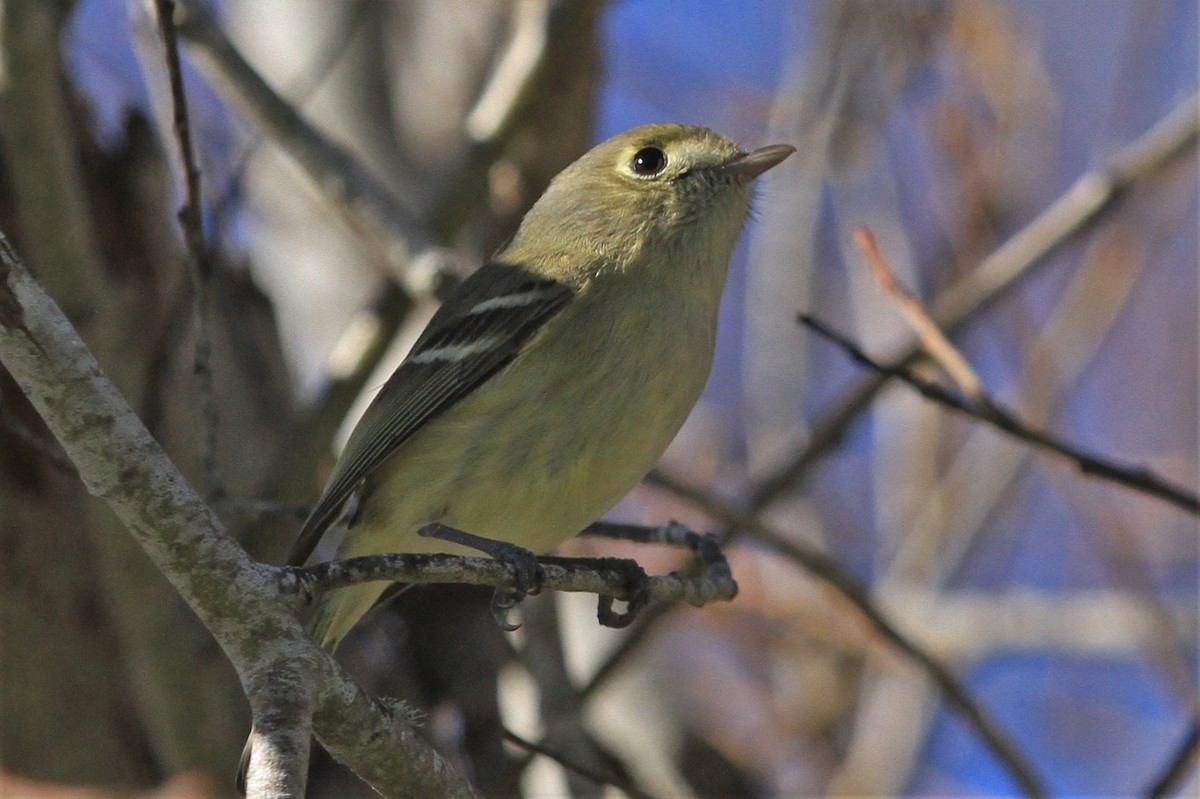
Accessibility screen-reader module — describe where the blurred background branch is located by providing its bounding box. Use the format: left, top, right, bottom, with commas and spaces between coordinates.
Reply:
799, 313, 1200, 514
751, 90, 1199, 510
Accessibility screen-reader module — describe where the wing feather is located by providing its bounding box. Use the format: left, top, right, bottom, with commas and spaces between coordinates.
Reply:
287, 262, 575, 566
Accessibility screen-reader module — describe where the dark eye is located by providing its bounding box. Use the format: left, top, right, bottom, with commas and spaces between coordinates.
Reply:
631, 147, 668, 176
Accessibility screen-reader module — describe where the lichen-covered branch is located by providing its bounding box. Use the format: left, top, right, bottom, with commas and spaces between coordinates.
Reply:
0, 230, 480, 799
282, 547, 737, 610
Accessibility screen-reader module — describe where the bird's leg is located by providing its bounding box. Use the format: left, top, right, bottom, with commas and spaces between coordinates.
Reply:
417, 522, 545, 630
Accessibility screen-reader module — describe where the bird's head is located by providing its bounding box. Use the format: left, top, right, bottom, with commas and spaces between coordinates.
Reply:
505, 124, 794, 281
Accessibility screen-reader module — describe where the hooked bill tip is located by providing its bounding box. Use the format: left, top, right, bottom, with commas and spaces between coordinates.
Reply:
720, 144, 796, 179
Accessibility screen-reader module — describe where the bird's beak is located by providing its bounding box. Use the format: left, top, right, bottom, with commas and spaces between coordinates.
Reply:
719, 144, 796, 179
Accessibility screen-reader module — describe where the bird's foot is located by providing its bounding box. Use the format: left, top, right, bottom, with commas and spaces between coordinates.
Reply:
418, 523, 545, 630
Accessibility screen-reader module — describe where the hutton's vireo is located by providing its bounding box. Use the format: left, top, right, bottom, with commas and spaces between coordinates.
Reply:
295, 124, 793, 647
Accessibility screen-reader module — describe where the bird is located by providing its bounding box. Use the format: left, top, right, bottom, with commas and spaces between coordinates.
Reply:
238, 122, 792, 793
291, 123, 793, 649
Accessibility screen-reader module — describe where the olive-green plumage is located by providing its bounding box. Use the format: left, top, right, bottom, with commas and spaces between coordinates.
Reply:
238, 123, 792, 795
299, 123, 794, 648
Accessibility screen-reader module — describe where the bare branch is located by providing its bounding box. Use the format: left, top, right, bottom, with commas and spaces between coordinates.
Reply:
153, 0, 221, 499
799, 314, 1200, 515
281, 549, 737, 610
752, 92, 1200, 510
933, 92, 1199, 327
209, 1, 373, 220
243, 662, 314, 797
854, 225, 984, 400
644, 468, 1048, 799
504, 728, 662, 799
1147, 718, 1200, 799
0, 231, 480, 799
465, 0, 553, 143
0, 223, 737, 794
172, 0, 453, 298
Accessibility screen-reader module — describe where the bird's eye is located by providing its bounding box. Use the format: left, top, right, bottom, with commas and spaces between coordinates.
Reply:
630, 147, 668, 176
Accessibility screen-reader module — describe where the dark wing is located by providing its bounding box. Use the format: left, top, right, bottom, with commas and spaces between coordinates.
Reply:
287, 262, 576, 567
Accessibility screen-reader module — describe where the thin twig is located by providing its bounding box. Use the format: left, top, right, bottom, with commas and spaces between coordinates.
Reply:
1146, 717, 1200, 798
643, 469, 1048, 798
503, 729, 662, 799
173, 0, 452, 299
854, 225, 984, 400
209, 0, 373, 223
154, 0, 222, 500
751, 92, 1200, 511
799, 314, 1200, 515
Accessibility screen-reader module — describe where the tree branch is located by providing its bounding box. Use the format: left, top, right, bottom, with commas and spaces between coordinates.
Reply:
280, 546, 737, 611
503, 728, 662, 799
854, 225, 984, 400
0, 228, 740, 796
171, 0, 453, 298
0, 231, 480, 799
751, 92, 1200, 510
799, 314, 1200, 515
153, 0, 221, 499
1147, 718, 1200, 799
243, 662, 314, 797
643, 468, 1048, 798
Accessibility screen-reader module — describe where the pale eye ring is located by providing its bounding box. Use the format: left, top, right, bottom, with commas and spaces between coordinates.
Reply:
630, 147, 668, 176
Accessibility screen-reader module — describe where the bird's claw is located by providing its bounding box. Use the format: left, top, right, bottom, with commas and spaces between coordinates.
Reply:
597, 558, 651, 628
488, 541, 544, 631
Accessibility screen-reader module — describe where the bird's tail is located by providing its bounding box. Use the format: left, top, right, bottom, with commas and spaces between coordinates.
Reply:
236, 737, 253, 796
305, 581, 392, 650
